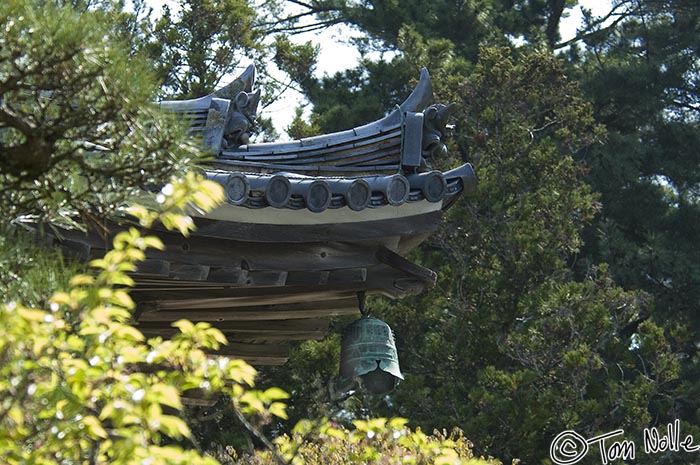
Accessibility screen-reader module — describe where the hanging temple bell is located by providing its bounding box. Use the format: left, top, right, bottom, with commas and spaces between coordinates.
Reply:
338, 293, 403, 395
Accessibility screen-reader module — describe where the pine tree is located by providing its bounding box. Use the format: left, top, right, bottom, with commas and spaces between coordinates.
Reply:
0, 0, 196, 226
572, 1, 700, 455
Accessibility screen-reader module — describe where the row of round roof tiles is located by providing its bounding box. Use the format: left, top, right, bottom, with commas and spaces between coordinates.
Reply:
206, 165, 475, 213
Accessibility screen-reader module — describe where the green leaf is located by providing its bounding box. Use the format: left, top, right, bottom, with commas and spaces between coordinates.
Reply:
151, 384, 183, 410
263, 386, 290, 401
173, 319, 195, 334
158, 415, 191, 439
69, 274, 95, 286
269, 401, 288, 420
82, 415, 108, 439
114, 324, 145, 342
143, 236, 165, 250
110, 290, 134, 309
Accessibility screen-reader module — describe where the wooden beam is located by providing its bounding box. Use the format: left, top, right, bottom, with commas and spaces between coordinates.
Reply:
213, 342, 290, 365
131, 267, 420, 304
135, 259, 170, 277
142, 291, 356, 311
244, 271, 287, 287
207, 267, 247, 284
137, 297, 359, 322
327, 267, 367, 284
138, 318, 329, 341
57, 225, 381, 272
285, 270, 330, 286
376, 246, 437, 285
284, 267, 367, 286
137, 308, 356, 323
189, 211, 443, 243
146, 232, 380, 271
132, 266, 366, 290
169, 264, 210, 281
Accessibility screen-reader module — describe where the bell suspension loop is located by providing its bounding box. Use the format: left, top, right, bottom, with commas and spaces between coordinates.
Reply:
357, 291, 370, 317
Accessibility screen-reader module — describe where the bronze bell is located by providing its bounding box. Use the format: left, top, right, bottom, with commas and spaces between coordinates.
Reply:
339, 316, 403, 394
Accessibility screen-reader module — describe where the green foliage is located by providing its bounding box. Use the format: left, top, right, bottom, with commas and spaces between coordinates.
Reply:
148, 0, 264, 99
145, 0, 317, 142
260, 332, 344, 427
0, 0, 197, 226
0, 226, 83, 308
0, 174, 293, 464
568, 4, 700, 459
241, 417, 499, 465
294, 58, 419, 133
5, 1, 700, 464
574, 0, 700, 336
273, 36, 319, 88
272, 0, 582, 136
277, 0, 573, 60
377, 49, 652, 461
286, 107, 322, 140
438, 46, 602, 272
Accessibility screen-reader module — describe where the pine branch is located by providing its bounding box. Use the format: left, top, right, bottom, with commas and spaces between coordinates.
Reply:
266, 18, 343, 35
553, 1, 639, 50
0, 105, 35, 135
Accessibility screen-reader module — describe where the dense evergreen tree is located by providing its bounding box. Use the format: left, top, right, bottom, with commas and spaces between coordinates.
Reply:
571, 1, 700, 456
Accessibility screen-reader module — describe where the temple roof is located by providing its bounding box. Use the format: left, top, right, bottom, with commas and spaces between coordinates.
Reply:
51, 67, 476, 367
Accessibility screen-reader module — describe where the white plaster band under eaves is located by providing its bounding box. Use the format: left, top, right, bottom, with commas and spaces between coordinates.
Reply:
202, 199, 444, 225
